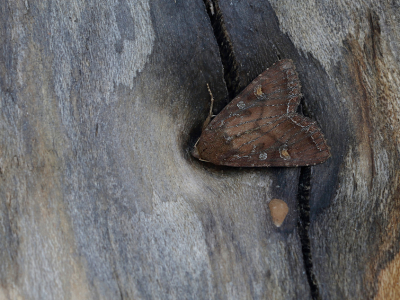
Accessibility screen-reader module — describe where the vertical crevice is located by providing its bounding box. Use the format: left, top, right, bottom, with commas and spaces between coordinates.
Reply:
298, 98, 321, 299
203, 0, 241, 99
298, 166, 321, 300
202, 1, 321, 297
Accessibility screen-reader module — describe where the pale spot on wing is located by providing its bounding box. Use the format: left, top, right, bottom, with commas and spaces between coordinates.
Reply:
279, 145, 291, 160
259, 152, 268, 160
255, 85, 263, 96
237, 101, 246, 109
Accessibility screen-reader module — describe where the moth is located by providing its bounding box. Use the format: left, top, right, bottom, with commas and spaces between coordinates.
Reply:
192, 59, 331, 167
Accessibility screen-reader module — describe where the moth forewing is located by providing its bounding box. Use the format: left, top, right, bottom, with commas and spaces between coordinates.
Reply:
192, 59, 330, 167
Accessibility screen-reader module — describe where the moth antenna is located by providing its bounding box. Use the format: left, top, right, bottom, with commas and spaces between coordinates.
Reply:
202, 83, 215, 130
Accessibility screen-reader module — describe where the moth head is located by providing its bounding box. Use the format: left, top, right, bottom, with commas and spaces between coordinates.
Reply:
191, 139, 211, 162
191, 140, 200, 159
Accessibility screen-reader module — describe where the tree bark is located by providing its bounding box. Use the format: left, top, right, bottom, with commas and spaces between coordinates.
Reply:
1, 0, 399, 299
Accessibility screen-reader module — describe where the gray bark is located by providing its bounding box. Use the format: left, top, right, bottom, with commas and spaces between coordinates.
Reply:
1, 0, 399, 299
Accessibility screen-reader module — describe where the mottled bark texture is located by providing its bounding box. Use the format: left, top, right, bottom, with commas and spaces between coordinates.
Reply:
1, 1, 399, 299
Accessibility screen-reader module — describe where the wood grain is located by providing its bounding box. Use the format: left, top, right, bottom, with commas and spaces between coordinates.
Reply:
1, 0, 399, 299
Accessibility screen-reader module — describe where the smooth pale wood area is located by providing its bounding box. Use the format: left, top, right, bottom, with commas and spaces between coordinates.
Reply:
1, 1, 399, 300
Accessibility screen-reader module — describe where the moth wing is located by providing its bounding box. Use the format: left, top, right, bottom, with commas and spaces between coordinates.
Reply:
194, 59, 330, 167
206, 59, 301, 133
214, 114, 331, 167
196, 60, 310, 165
196, 112, 330, 167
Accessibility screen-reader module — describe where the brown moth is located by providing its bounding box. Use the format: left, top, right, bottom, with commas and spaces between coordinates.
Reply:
192, 59, 331, 167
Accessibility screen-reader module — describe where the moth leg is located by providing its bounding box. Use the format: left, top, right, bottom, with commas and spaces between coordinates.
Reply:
202, 83, 215, 130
